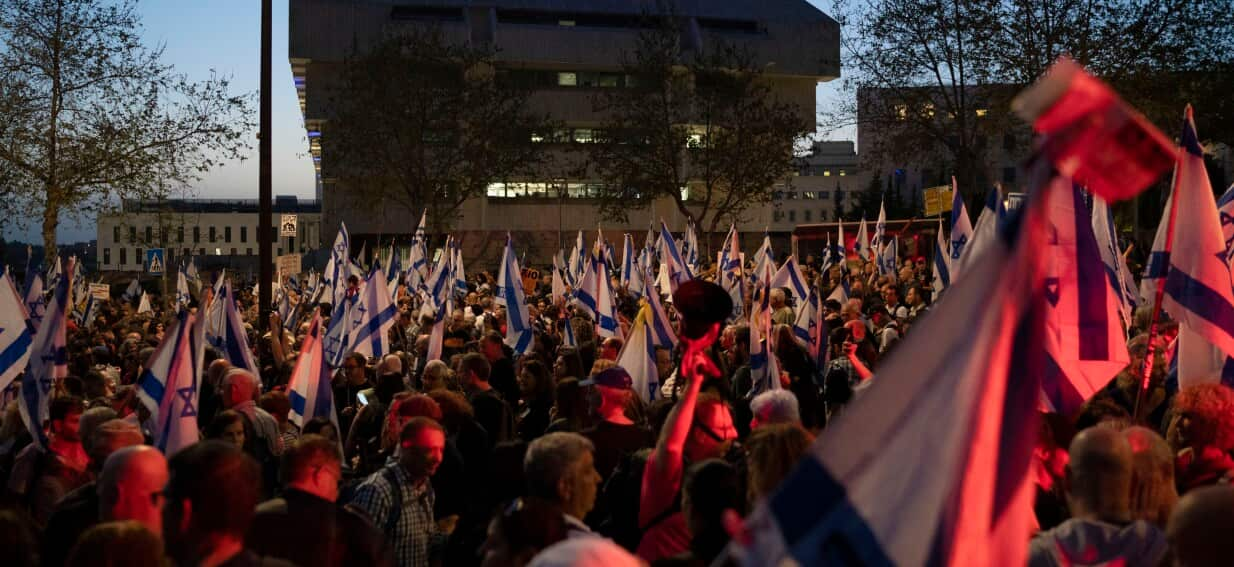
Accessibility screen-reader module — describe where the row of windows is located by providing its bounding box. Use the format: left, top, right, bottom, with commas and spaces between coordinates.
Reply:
486, 182, 620, 199
530, 127, 707, 148
797, 167, 848, 177
110, 225, 288, 245
102, 246, 301, 266
773, 209, 836, 223
893, 104, 991, 120
774, 190, 836, 201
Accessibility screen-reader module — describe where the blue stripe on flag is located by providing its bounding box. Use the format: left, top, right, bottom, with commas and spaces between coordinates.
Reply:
1144, 251, 1171, 278
138, 369, 165, 407
1165, 268, 1234, 337
768, 456, 895, 565
1072, 186, 1110, 362
0, 328, 32, 374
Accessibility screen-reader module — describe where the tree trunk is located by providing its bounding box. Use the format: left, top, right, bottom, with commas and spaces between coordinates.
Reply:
42, 194, 59, 269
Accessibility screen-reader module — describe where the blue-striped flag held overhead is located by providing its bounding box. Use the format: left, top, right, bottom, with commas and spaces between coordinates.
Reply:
1091, 195, 1138, 328
206, 281, 261, 382
948, 176, 974, 281
19, 257, 73, 450
1159, 107, 1234, 389
616, 303, 661, 403
137, 308, 206, 456
932, 217, 951, 298
0, 268, 33, 392
348, 264, 398, 361
496, 234, 533, 355
855, 216, 871, 261
24, 274, 45, 331
731, 183, 1050, 567
288, 311, 340, 434
956, 187, 1006, 277
1040, 178, 1129, 416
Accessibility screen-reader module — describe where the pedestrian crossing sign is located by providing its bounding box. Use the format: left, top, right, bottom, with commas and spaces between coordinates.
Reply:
146, 248, 165, 275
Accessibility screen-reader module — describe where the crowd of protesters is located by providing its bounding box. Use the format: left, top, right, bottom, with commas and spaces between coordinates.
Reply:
1, 249, 1233, 567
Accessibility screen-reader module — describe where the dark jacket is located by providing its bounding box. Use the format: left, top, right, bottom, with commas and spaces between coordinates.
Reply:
247, 488, 394, 567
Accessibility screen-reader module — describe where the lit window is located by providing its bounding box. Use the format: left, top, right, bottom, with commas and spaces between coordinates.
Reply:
487, 183, 507, 197
530, 132, 544, 143
839, 170, 846, 176
558, 19, 575, 26
557, 72, 577, 86
573, 129, 593, 143
823, 170, 832, 177
895, 104, 907, 120
976, 108, 988, 117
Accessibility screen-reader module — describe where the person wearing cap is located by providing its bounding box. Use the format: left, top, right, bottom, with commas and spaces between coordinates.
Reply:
581, 368, 654, 480
637, 281, 738, 562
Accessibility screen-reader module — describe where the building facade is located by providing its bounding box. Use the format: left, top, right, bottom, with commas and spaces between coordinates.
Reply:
96, 197, 323, 273
289, 0, 840, 263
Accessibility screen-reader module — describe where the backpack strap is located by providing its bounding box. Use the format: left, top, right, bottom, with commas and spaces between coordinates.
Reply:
379, 465, 403, 534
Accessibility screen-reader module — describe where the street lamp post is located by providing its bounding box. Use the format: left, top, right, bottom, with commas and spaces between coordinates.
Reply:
258, 0, 273, 332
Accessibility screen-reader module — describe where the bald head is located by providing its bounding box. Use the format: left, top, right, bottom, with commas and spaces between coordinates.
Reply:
221, 369, 258, 408
1065, 426, 1134, 521
1168, 485, 1234, 567
98, 446, 169, 536
378, 354, 403, 376
207, 359, 231, 386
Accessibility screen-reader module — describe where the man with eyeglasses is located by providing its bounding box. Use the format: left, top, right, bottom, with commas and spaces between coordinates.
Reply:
249, 435, 392, 567
334, 352, 374, 440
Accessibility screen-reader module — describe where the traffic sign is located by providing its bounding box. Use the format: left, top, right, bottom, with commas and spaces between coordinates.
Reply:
146, 249, 165, 275
280, 214, 298, 237
923, 185, 954, 217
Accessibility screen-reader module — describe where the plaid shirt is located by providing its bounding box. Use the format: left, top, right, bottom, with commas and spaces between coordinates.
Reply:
348, 463, 439, 567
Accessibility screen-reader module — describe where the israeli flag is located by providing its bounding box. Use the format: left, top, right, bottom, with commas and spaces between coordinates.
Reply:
407, 241, 428, 293
683, 222, 700, 274
206, 281, 261, 382
24, 274, 45, 331
877, 236, 899, 283
123, 278, 141, 304
426, 298, 449, 362
81, 294, 100, 330
288, 312, 341, 435
451, 240, 467, 298
1091, 195, 1138, 328
874, 199, 887, 251
19, 258, 72, 449
641, 269, 678, 349
792, 287, 825, 364
836, 219, 847, 261
1159, 109, 1234, 389
560, 310, 578, 349
323, 222, 351, 308
424, 238, 454, 307
949, 177, 974, 281
323, 291, 358, 368
616, 304, 660, 403
1040, 179, 1130, 416
772, 255, 809, 302
658, 221, 694, 289
752, 233, 774, 284
551, 262, 568, 307
820, 234, 836, 277
855, 217, 871, 261
137, 291, 152, 314
0, 268, 33, 392
185, 257, 201, 289
746, 291, 782, 400
176, 267, 191, 309
348, 264, 398, 360
956, 188, 1006, 278
932, 217, 951, 299
386, 244, 403, 301
576, 252, 620, 340
731, 184, 1048, 567
620, 234, 640, 297
137, 308, 205, 455
571, 230, 586, 284
719, 224, 745, 321
496, 235, 533, 354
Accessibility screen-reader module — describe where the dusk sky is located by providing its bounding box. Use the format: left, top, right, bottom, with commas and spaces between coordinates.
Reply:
4, 0, 846, 245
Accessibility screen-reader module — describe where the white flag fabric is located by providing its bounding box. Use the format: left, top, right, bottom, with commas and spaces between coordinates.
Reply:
137, 291, 152, 314
25, 274, 45, 331
874, 199, 887, 252
772, 256, 810, 303
956, 188, 1005, 279
1091, 196, 1138, 328
948, 177, 974, 282
551, 262, 568, 307
19, 258, 72, 449
616, 304, 660, 403
288, 313, 341, 432
732, 185, 1047, 567
792, 287, 825, 366
426, 299, 449, 363
659, 221, 694, 288
752, 234, 774, 285
137, 308, 206, 455
855, 218, 871, 261
718, 225, 745, 321
324, 222, 352, 308
176, 268, 191, 309
621, 234, 643, 299
1040, 178, 1130, 416
933, 217, 951, 299
206, 281, 261, 382
348, 265, 398, 360
747, 292, 782, 400
877, 236, 898, 283
123, 278, 141, 304
0, 268, 33, 392
642, 270, 678, 349
1160, 109, 1234, 389
496, 235, 534, 354
424, 238, 454, 308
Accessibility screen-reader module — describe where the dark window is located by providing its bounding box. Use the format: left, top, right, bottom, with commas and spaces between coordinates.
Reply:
225, 226, 232, 243
209, 226, 216, 242
103, 248, 111, 266
804, 210, 812, 222
136, 248, 143, 265
389, 6, 463, 22
247, 248, 253, 256
231, 248, 237, 256
178, 226, 184, 243
113, 226, 120, 242
200, 248, 206, 256
120, 248, 127, 265
819, 191, 831, 200
129, 226, 136, 243
193, 226, 200, 243
240, 226, 247, 243
788, 210, 796, 222
145, 226, 152, 244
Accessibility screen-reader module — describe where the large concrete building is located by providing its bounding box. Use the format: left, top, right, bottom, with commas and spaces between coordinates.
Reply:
96, 197, 323, 273
289, 0, 839, 264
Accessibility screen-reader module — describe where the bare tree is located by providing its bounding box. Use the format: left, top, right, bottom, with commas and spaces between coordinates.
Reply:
0, 0, 254, 256
589, 15, 810, 241
323, 27, 554, 236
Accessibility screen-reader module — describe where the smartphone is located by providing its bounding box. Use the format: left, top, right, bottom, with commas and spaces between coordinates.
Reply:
356, 392, 368, 407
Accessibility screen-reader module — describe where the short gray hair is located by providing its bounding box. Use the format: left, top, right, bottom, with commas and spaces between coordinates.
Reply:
750, 390, 800, 426
524, 432, 595, 502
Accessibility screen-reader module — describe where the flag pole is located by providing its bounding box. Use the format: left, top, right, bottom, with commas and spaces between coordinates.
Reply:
1134, 161, 1182, 422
